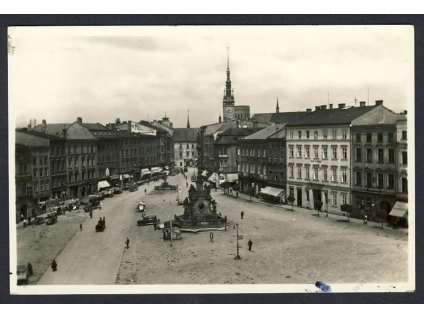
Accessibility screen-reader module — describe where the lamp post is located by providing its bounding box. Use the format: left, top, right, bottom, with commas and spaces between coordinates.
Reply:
234, 222, 241, 260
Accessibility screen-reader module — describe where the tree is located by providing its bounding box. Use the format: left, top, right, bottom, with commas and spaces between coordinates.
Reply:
287, 194, 295, 211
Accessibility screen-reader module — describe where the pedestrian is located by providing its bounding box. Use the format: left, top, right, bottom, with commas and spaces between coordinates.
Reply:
125, 238, 130, 249
248, 239, 253, 252
186, 182, 188, 188
364, 215, 368, 225
99, 202, 102, 210
51, 260, 57, 272
80, 223, 83, 231
236, 191, 239, 198
144, 188, 147, 194
27, 262, 33, 277
241, 210, 244, 219
89, 211, 93, 219
103, 217, 106, 227
23, 219, 27, 228
209, 232, 214, 242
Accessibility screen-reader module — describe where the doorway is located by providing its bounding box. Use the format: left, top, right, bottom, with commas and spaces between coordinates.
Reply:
297, 188, 302, 206
313, 189, 322, 210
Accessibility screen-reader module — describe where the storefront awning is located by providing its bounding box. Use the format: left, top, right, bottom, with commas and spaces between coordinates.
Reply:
151, 167, 162, 173
123, 174, 130, 179
109, 175, 120, 180
208, 173, 218, 182
98, 180, 111, 190
201, 170, 208, 177
226, 173, 239, 182
267, 187, 285, 197
260, 187, 271, 195
141, 168, 151, 176
389, 201, 408, 218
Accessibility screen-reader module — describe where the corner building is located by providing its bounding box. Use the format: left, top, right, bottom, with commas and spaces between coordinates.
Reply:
286, 103, 377, 214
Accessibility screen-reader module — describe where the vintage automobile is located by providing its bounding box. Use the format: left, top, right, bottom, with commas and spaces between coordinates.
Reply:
137, 215, 159, 226
31, 216, 45, 225
95, 219, 106, 232
128, 182, 138, 192
137, 201, 146, 212
46, 215, 58, 225
17, 265, 28, 285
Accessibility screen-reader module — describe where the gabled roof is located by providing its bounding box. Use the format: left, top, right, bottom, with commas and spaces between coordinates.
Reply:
242, 123, 286, 141
251, 113, 273, 123
16, 130, 51, 147
286, 106, 378, 127
80, 123, 109, 131
202, 122, 228, 136
16, 128, 65, 141
215, 127, 260, 145
251, 111, 308, 124
173, 128, 200, 142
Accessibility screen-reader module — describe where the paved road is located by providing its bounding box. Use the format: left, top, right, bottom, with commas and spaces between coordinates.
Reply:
38, 180, 164, 285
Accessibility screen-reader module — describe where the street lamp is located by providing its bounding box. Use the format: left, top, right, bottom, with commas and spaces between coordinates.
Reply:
234, 222, 241, 260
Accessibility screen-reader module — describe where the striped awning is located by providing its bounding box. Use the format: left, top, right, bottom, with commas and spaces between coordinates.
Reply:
389, 202, 408, 218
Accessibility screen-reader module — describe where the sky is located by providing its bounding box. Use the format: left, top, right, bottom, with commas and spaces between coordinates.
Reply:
8, 26, 414, 129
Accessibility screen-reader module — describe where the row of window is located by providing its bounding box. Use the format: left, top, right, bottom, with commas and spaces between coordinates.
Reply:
288, 145, 348, 160
240, 163, 267, 175
355, 132, 397, 143
289, 186, 348, 206
68, 171, 96, 183
32, 155, 49, 166
240, 147, 267, 157
354, 148, 404, 164
179, 151, 196, 158
177, 144, 196, 149
354, 171, 407, 192
288, 165, 348, 183
289, 128, 348, 140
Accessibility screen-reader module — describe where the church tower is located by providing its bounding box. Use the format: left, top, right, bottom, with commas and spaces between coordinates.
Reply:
223, 48, 235, 122
276, 97, 280, 113
186, 109, 191, 128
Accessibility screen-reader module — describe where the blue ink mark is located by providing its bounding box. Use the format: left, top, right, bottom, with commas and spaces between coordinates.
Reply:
315, 281, 332, 293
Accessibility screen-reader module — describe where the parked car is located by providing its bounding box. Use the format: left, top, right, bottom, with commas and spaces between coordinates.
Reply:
128, 182, 138, 192
111, 187, 122, 195
137, 201, 146, 212
32, 216, 45, 225
46, 215, 58, 225
17, 265, 28, 285
137, 215, 159, 226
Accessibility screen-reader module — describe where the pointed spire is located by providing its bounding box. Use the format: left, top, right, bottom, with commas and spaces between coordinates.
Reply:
187, 109, 190, 128
276, 97, 280, 113
227, 47, 230, 71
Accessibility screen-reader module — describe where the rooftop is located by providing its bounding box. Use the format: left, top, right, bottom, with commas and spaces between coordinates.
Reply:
242, 123, 286, 141
173, 128, 200, 142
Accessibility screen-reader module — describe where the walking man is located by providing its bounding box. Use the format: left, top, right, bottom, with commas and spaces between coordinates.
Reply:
209, 232, 214, 242
89, 211, 93, 219
80, 223, 83, 231
248, 239, 253, 252
241, 210, 244, 219
125, 238, 130, 249
51, 260, 57, 272
144, 188, 147, 194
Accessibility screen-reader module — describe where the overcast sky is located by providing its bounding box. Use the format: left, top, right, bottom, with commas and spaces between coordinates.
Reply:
9, 26, 413, 128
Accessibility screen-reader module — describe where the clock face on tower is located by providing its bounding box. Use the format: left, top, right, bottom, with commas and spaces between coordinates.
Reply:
225, 107, 234, 119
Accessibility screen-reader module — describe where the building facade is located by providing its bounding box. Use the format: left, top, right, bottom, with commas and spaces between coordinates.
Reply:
173, 128, 199, 168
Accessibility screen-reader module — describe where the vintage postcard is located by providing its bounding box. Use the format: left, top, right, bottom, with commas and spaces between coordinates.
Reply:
8, 25, 415, 294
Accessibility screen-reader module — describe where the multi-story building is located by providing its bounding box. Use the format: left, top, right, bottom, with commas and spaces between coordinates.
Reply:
173, 128, 199, 168
350, 105, 405, 221
286, 103, 378, 214
214, 127, 259, 175
15, 143, 33, 221
198, 122, 231, 172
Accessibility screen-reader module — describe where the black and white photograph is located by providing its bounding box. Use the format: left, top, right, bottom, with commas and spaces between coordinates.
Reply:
8, 25, 414, 294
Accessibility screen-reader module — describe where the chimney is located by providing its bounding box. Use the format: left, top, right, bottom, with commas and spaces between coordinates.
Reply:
329, 104, 333, 109
315, 106, 320, 111
219, 115, 222, 123
375, 100, 383, 106
42, 119, 47, 134
360, 101, 366, 107
306, 108, 312, 113
76, 117, 82, 123
404, 110, 407, 115
338, 103, 346, 109
116, 118, 121, 124
321, 105, 327, 110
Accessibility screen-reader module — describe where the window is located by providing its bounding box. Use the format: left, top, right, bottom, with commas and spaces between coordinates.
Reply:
388, 149, 395, 163
40, 168, 43, 177
402, 177, 408, 193
356, 148, 362, 162
402, 151, 407, 165
305, 166, 310, 179
388, 132, 394, 142
289, 131, 294, 139
388, 174, 395, 189
377, 173, 384, 188
314, 146, 319, 159
332, 146, 337, 159
323, 168, 328, 181
322, 146, 328, 159
305, 146, 310, 158
342, 193, 347, 205
186, 151, 189, 157
366, 148, 372, 163
342, 129, 347, 139
342, 170, 347, 183
313, 167, 319, 180
366, 133, 372, 143
289, 166, 294, 179
402, 130, 407, 140
341, 147, 347, 160
289, 145, 294, 158
332, 129, 337, 139
377, 133, 383, 143
366, 173, 372, 187
298, 131, 302, 139
332, 193, 337, 206
355, 171, 362, 186
297, 166, 302, 179
306, 131, 310, 139
263, 149, 266, 157
323, 129, 328, 139
332, 168, 337, 182
192, 151, 195, 157
355, 133, 361, 142
314, 131, 318, 139
377, 149, 384, 163
297, 145, 302, 158
257, 148, 261, 157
